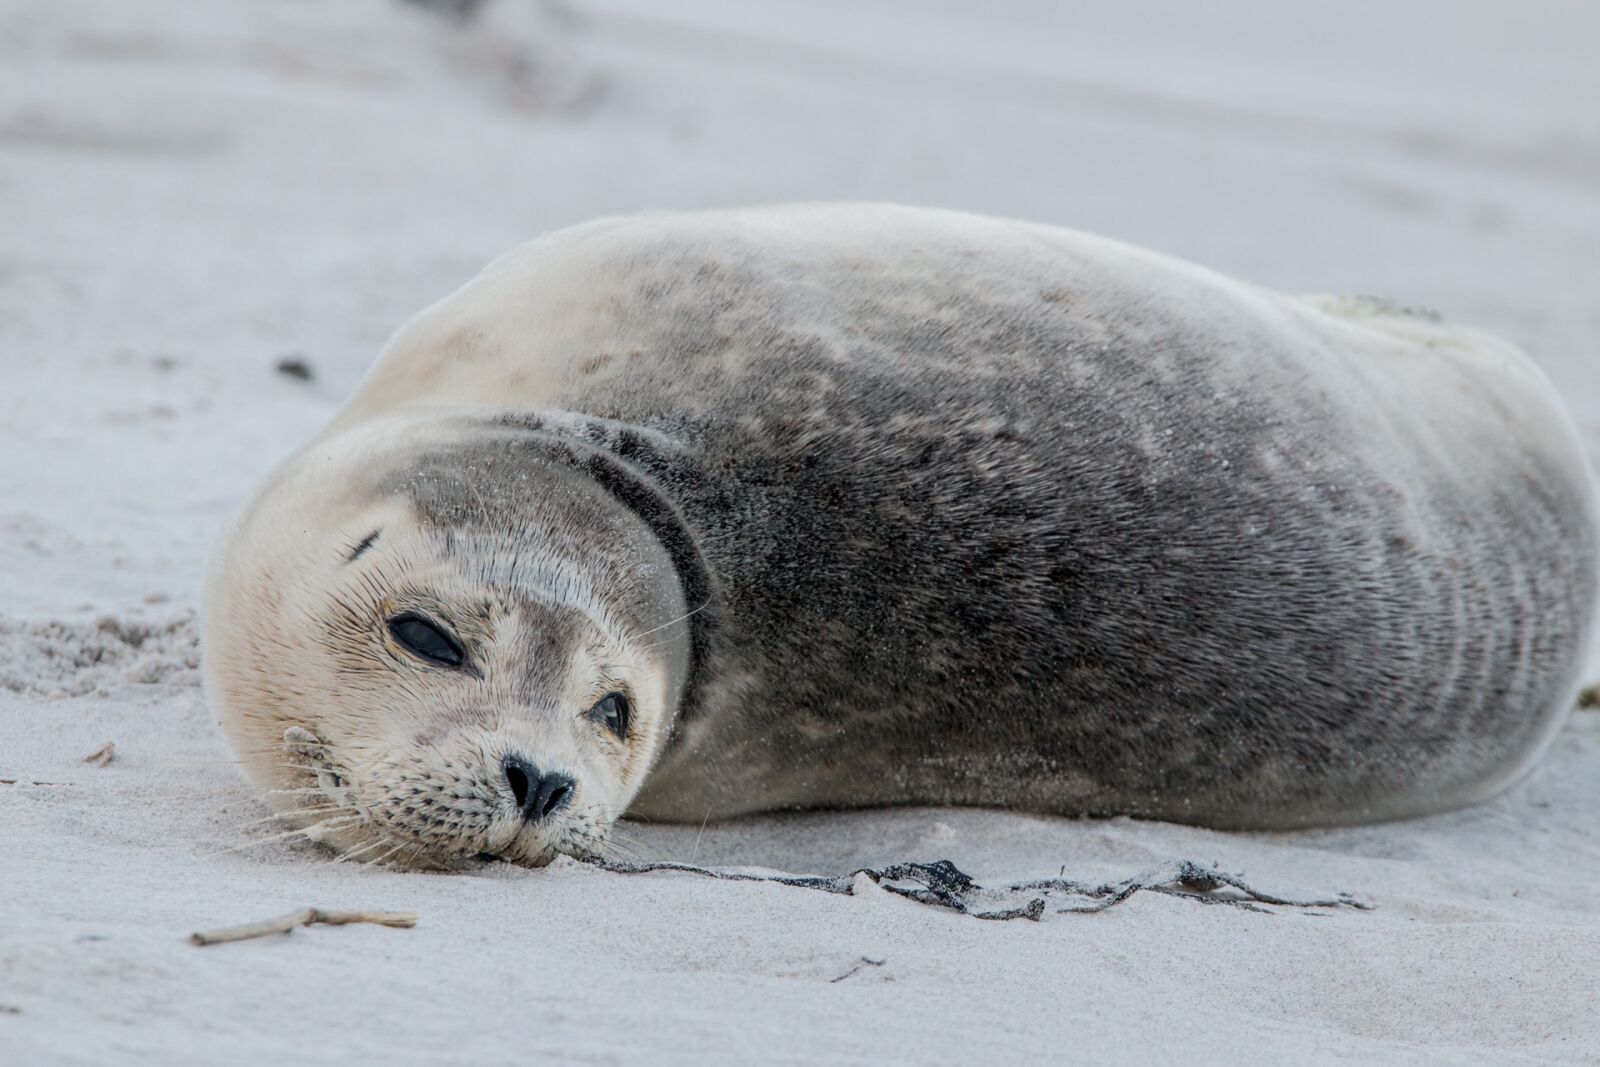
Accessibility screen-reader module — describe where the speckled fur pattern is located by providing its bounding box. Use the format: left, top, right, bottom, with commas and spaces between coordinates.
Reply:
206, 205, 1599, 860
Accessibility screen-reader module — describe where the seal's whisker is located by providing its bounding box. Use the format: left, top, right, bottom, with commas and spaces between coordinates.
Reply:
629, 598, 711, 645
397, 841, 431, 869
222, 736, 323, 756
207, 817, 363, 856
276, 761, 336, 777
604, 830, 647, 856
365, 841, 409, 867
334, 836, 398, 864
596, 837, 643, 863
235, 804, 341, 828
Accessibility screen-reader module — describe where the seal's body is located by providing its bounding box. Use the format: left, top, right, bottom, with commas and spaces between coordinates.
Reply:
204, 205, 1598, 866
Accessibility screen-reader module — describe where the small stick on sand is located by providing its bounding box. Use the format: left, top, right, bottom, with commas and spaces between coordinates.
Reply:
82, 742, 116, 766
189, 908, 418, 946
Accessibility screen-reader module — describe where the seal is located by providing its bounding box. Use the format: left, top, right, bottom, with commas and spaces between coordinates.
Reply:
202, 204, 1599, 867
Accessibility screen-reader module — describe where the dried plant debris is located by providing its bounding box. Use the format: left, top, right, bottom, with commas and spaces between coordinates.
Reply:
190, 908, 418, 946
830, 957, 886, 983
81, 742, 116, 766
584, 857, 1368, 922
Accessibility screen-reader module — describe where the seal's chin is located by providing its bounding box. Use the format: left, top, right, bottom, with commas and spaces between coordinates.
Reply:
470, 816, 569, 869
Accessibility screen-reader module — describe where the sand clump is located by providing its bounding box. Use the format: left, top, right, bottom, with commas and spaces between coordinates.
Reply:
0, 613, 200, 697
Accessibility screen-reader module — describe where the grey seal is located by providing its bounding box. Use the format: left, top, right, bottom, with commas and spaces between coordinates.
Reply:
202, 204, 1599, 867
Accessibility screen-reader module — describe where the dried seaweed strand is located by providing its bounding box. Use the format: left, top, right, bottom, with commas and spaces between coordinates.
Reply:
583, 856, 1367, 922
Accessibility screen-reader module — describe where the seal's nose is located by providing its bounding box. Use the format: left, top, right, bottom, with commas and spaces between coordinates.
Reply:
502, 756, 574, 823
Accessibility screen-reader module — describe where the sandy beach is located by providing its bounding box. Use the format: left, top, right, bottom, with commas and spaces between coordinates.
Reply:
3, 1, 1598, 1062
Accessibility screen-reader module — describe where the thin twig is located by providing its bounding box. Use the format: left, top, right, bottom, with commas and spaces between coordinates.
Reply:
0, 779, 58, 786
189, 908, 419, 946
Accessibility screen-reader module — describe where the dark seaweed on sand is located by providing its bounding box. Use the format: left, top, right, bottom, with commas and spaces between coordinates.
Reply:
585, 857, 1369, 921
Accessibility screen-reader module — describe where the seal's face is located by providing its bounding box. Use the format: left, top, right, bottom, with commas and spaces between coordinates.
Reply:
203, 419, 691, 868
280, 536, 673, 868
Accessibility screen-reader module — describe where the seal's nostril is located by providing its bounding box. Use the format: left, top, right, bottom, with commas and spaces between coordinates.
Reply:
504, 759, 532, 811
528, 772, 574, 821
502, 755, 575, 823
544, 777, 576, 819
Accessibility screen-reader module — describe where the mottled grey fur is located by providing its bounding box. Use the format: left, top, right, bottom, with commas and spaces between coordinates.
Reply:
369, 209, 1598, 831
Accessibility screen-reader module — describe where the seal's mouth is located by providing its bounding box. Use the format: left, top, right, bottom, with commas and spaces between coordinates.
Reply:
265, 725, 598, 870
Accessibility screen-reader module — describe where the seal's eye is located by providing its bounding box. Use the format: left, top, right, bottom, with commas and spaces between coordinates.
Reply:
588, 691, 630, 740
387, 614, 466, 669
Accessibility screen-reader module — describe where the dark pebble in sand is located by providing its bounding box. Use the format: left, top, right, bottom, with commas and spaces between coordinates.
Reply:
274, 354, 314, 382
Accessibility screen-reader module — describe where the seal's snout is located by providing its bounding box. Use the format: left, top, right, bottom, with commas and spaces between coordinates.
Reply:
503, 755, 574, 823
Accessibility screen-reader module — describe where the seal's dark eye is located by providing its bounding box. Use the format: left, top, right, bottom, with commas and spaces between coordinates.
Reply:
588, 691, 630, 740
387, 614, 466, 669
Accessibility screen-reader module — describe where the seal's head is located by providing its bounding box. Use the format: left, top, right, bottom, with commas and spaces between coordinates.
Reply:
202, 414, 691, 868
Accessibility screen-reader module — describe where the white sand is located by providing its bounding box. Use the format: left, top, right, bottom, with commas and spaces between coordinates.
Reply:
3, 1, 1599, 1062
